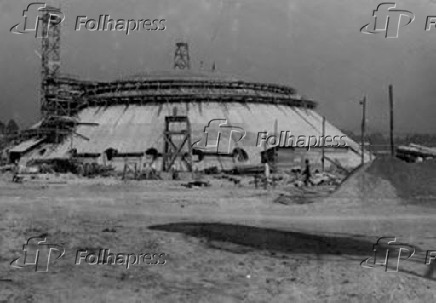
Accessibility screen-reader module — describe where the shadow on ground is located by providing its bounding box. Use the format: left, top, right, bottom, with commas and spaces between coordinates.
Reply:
149, 222, 373, 257
150, 222, 436, 281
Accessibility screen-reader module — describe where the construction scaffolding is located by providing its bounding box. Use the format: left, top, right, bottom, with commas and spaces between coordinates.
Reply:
162, 116, 193, 172
41, 6, 62, 118
174, 42, 191, 70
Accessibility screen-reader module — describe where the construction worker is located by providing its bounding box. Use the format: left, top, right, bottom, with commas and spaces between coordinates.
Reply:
12, 160, 20, 182
303, 159, 313, 186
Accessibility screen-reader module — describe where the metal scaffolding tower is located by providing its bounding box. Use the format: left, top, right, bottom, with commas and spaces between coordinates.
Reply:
40, 6, 62, 118
174, 42, 191, 70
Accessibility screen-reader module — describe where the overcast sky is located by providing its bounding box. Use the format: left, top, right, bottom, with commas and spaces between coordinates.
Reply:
1, 0, 435, 134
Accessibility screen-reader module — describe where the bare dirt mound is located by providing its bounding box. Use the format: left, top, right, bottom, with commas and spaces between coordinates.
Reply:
327, 161, 400, 209
326, 156, 436, 209
366, 156, 436, 206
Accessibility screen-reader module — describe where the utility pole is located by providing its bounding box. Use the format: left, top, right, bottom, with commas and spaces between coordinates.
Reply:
263, 129, 268, 190
360, 96, 367, 166
272, 119, 278, 174
321, 116, 326, 172
389, 85, 395, 156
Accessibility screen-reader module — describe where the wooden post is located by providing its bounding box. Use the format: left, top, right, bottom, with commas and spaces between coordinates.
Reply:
264, 129, 268, 190
321, 116, 326, 172
273, 119, 278, 174
122, 162, 127, 180
389, 85, 395, 156
360, 96, 366, 166
187, 118, 193, 179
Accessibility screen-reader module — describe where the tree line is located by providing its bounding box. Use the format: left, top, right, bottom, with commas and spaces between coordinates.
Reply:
344, 131, 436, 151
0, 119, 20, 135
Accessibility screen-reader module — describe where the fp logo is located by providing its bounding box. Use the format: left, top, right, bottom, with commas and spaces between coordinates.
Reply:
361, 3, 415, 38
360, 237, 415, 272
192, 119, 246, 154
10, 236, 65, 272
10, 3, 65, 38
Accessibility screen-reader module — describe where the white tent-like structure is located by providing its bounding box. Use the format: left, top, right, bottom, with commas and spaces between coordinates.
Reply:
17, 71, 371, 172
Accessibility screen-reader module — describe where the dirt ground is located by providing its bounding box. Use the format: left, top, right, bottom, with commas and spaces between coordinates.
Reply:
1, 157, 436, 302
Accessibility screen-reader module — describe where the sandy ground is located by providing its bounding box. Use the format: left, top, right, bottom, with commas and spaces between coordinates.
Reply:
1, 157, 436, 302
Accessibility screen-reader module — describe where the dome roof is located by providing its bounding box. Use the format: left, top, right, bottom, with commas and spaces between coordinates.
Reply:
119, 70, 242, 82
53, 70, 317, 111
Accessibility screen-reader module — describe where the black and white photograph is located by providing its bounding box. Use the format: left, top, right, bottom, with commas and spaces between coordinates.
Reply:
1, 0, 436, 302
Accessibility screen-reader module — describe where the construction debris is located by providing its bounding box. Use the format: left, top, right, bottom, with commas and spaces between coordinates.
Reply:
214, 174, 242, 185
310, 172, 343, 186
0, 164, 15, 173
232, 164, 269, 175
181, 180, 211, 188
397, 143, 436, 162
